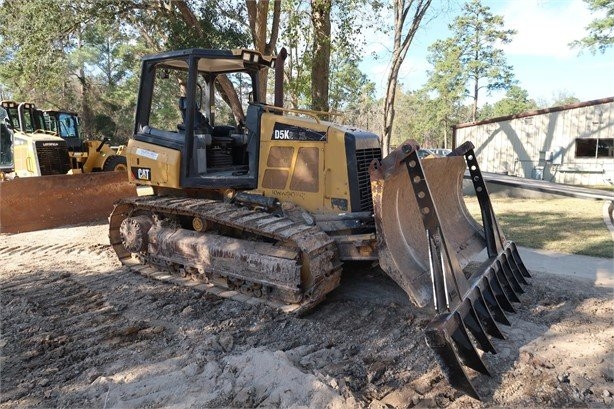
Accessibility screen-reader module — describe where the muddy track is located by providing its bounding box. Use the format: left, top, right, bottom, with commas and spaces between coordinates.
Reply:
108, 196, 344, 313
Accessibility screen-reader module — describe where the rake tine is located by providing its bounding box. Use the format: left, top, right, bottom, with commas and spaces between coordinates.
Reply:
479, 279, 511, 326
509, 242, 531, 278
505, 248, 529, 285
425, 315, 482, 401
460, 299, 497, 353
487, 268, 516, 313
473, 287, 506, 339
494, 261, 521, 303
449, 311, 491, 376
500, 254, 524, 294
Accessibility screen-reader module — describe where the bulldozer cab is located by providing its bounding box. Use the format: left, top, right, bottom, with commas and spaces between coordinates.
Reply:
0, 106, 13, 173
131, 49, 273, 190
18, 102, 46, 133
0, 100, 72, 177
1, 101, 20, 131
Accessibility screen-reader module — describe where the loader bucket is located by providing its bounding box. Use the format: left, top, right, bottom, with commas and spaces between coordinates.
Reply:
0, 172, 136, 233
369, 140, 531, 400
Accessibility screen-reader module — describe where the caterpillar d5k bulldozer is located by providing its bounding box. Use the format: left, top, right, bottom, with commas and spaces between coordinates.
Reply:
109, 48, 531, 399
0, 101, 135, 233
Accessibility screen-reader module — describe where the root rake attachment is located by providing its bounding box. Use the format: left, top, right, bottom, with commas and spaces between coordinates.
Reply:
379, 140, 532, 400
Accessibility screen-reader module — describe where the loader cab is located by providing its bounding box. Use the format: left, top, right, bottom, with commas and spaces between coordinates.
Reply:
44, 110, 82, 150
131, 48, 273, 190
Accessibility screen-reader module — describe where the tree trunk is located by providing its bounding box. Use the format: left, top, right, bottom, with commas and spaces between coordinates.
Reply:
76, 28, 93, 137
383, 53, 402, 155
310, 0, 331, 113
382, 0, 433, 155
216, 75, 246, 125
472, 76, 479, 122
247, 0, 281, 102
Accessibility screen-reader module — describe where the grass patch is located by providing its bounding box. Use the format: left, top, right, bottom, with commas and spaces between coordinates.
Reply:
464, 196, 613, 259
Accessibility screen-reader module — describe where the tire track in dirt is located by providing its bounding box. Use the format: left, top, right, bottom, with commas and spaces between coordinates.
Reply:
0, 242, 114, 259
2, 271, 122, 403
0, 267, 200, 407
0, 235, 185, 407
2, 223, 613, 408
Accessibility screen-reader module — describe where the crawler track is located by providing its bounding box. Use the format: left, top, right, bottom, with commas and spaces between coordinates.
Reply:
109, 196, 343, 314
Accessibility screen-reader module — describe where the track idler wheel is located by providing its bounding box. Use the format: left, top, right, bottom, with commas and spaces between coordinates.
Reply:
119, 215, 154, 253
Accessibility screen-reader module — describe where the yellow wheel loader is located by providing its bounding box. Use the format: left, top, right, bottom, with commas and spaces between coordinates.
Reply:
0, 101, 135, 233
109, 48, 531, 400
43, 109, 127, 173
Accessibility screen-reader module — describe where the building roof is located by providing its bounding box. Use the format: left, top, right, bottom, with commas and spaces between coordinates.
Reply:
453, 96, 614, 130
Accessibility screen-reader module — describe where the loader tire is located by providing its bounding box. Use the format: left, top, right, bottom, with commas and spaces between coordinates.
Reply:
103, 155, 127, 172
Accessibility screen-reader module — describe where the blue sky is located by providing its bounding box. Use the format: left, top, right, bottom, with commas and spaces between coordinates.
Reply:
359, 0, 614, 105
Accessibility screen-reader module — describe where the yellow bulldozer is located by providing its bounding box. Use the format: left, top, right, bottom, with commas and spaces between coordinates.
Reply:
1, 100, 72, 177
0, 105, 14, 179
0, 101, 135, 233
0, 100, 127, 176
108, 48, 531, 400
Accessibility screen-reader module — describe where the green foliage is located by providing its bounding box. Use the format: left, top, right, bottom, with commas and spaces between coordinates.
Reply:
0, 0, 380, 141
329, 48, 374, 111
0, 0, 251, 143
342, 81, 380, 133
392, 89, 433, 147
477, 86, 538, 120
550, 91, 581, 107
0, 0, 78, 107
167, 1, 250, 49
423, 38, 467, 145
426, 38, 465, 102
570, 0, 614, 53
279, 0, 381, 111
426, 0, 517, 121
385, 87, 469, 149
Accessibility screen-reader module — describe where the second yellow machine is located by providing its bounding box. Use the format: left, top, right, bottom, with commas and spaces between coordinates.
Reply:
110, 48, 531, 399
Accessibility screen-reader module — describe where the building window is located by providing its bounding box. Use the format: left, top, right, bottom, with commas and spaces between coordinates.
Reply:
575, 138, 614, 158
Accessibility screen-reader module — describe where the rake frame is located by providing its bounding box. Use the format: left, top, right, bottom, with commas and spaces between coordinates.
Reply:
401, 140, 531, 400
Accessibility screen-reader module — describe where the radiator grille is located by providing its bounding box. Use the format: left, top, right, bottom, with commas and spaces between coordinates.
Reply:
355, 147, 381, 212
35, 141, 71, 175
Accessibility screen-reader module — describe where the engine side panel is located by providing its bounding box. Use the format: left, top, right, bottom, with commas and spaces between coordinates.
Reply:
125, 139, 181, 188
257, 112, 381, 213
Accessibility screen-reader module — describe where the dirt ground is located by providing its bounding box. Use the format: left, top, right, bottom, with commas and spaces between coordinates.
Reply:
1, 222, 613, 408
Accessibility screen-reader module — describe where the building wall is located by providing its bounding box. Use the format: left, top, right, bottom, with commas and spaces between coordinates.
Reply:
454, 98, 614, 187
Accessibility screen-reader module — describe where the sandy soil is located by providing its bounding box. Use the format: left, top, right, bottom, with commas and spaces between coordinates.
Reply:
1, 222, 613, 408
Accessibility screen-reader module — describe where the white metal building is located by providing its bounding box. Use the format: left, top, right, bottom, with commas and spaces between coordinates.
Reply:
452, 97, 614, 187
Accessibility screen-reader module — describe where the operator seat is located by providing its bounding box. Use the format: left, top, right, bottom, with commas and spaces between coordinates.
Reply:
178, 97, 213, 134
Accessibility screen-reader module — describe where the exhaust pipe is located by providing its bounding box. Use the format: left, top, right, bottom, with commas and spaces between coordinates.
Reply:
274, 47, 287, 108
